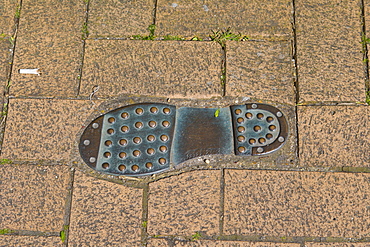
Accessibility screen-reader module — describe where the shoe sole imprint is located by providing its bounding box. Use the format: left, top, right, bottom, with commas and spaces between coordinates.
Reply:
79, 103, 288, 176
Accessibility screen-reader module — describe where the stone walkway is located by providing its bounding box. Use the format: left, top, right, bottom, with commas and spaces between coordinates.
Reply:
0, 0, 369, 246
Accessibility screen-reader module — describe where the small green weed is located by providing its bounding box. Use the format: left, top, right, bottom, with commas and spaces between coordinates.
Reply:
141, 221, 147, 228
14, 5, 21, 18
191, 232, 201, 241
0, 159, 12, 165
214, 108, 220, 117
148, 24, 156, 37
366, 92, 370, 105
1, 103, 8, 116
132, 34, 154, 40
361, 36, 370, 45
82, 23, 89, 40
60, 225, 69, 243
132, 24, 157, 40
191, 36, 203, 41
9, 36, 15, 46
163, 35, 184, 41
210, 28, 248, 47
0, 229, 13, 235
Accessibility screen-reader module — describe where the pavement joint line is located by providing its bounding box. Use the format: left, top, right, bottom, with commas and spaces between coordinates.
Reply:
61, 167, 76, 246
141, 183, 149, 247
218, 169, 225, 236
0, 230, 59, 237
76, 0, 91, 97
149, 234, 370, 244
291, 0, 301, 162
362, 0, 370, 104
0, 0, 22, 156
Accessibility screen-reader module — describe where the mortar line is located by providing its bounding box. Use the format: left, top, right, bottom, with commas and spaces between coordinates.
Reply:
76, 0, 91, 97
63, 167, 76, 247
0, 230, 59, 237
221, 45, 227, 97
361, 0, 370, 100
219, 168, 225, 236
291, 0, 301, 161
152, 0, 158, 26
0, 0, 23, 155
141, 183, 150, 247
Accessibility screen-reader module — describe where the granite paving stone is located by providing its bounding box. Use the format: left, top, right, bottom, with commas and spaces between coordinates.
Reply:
226, 41, 295, 104
156, 0, 292, 39
224, 170, 370, 238
68, 171, 142, 246
224, 170, 306, 237
298, 106, 370, 167
148, 170, 221, 236
0, 236, 63, 246
0, 164, 70, 232
88, 0, 154, 38
296, 0, 364, 102
10, 0, 85, 97
148, 239, 301, 246
80, 40, 222, 98
1, 99, 96, 161
0, 0, 18, 37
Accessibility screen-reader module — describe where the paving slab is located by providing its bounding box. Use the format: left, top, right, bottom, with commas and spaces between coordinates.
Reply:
0, 0, 18, 37
224, 170, 370, 238
0, 236, 63, 246
80, 40, 222, 98
68, 171, 142, 246
296, 0, 364, 102
0, 164, 70, 232
224, 170, 305, 237
10, 0, 85, 97
88, 0, 154, 38
306, 243, 370, 247
1, 99, 96, 161
298, 106, 370, 167
148, 239, 301, 246
302, 172, 370, 238
148, 170, 221, 236
226, 41, 295, 104
156, 0, 292, 39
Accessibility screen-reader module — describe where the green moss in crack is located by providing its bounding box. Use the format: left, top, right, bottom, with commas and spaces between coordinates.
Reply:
210, 28, 248, 47
0, 159, 12, 165
366, 92, 370, 105
0, 229, 13, 235
191, 36, 203, 41
60, 225, 69, 243
14, 5, 21, 18
191, 232, 202, 241
132, 24, 157, 40
82, 22, 89, 40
